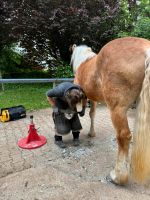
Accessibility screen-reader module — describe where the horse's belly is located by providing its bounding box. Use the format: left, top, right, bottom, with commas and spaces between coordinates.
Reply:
85, 89, 104, 102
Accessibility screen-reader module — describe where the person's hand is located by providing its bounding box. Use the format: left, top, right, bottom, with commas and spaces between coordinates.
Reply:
47, 97, 56, 108
78, 107, 85, 117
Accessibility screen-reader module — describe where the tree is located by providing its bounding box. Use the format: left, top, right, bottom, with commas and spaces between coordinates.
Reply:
1, 0, 148, 76
117, 0, 150, 39
0, 44, 22, 76
0, 0, 120, 68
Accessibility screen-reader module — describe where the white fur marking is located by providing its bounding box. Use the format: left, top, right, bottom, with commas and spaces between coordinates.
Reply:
71, 45, 96, 73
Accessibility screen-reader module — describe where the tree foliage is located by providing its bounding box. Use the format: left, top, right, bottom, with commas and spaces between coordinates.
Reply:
0, 0, 120, 66
0, 45, 22, 75
118, 0, 150, 39
0, 0, 149, 77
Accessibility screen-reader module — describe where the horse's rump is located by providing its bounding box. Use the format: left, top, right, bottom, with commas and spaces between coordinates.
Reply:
74, 37, 150, 104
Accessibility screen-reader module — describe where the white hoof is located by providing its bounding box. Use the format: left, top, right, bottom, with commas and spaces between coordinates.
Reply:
110, 169, 128, 185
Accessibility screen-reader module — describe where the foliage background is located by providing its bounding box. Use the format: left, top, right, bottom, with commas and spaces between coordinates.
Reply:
0, 0, 149, 110
0, 0, 150, 78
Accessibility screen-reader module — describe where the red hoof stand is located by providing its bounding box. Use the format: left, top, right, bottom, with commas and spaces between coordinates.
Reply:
18, 115, 47, 149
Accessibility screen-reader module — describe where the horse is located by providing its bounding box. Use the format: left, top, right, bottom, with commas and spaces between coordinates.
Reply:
70, 37, 150, 185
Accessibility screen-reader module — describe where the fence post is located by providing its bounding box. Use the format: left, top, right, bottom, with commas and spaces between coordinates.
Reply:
0, 71, 4, 91
53, 81, 56, 88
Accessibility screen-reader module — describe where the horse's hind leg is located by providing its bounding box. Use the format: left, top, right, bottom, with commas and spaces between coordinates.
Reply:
109, 106, 132, 185
88, 101, 97, 137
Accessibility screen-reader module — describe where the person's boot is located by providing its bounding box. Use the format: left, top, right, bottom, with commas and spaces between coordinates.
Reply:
72, 131, 80, 146
54, 135, 66, 148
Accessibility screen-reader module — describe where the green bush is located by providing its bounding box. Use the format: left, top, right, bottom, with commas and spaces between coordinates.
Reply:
3, 70, 50, 78
52, 64, 74, 78
0, 45, 22, 76
118, 17, 150, 39
133, 17, 150, 39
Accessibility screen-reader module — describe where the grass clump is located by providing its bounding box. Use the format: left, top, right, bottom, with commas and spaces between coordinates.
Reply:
0, 83, 52, 110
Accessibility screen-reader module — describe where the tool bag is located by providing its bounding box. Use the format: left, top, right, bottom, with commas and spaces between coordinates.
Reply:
0, 105, 26, 122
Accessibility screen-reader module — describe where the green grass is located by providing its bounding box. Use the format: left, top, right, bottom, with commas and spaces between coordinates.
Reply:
0, 83, 53, 110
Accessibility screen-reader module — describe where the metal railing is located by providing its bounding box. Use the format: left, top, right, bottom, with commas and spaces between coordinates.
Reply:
0, 78, 74, 90
0, 78, 74, 83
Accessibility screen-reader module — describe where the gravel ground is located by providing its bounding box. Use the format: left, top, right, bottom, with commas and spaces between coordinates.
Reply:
0, 105, 150, 200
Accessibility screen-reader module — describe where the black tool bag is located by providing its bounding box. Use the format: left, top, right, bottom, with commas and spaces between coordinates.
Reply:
0, 105, 26, 122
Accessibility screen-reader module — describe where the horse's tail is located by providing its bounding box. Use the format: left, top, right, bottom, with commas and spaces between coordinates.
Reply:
131, 49, 150, 183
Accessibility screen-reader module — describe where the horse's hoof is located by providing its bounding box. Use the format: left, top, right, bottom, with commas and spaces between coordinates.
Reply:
105, 175, 120, 186
88, 132, 96, 137
109, 170, 128, 186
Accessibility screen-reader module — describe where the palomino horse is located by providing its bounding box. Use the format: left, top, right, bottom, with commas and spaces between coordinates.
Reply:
70, 37, 150, 185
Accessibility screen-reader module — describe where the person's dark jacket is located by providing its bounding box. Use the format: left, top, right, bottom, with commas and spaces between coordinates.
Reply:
46, 82, 81, 110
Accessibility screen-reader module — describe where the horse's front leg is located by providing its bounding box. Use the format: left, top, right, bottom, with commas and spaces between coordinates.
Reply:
88, 101, 97, 137
109, 106, 132, 185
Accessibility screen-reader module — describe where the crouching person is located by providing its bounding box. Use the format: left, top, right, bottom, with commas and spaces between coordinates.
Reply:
46, 82, 87, 148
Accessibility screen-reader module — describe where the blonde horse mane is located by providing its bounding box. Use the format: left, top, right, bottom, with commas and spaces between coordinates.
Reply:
131, 48, 150, 183
70, 45, 96, 73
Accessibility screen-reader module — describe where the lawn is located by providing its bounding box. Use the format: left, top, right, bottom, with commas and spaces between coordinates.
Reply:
0, 83, 53, 110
